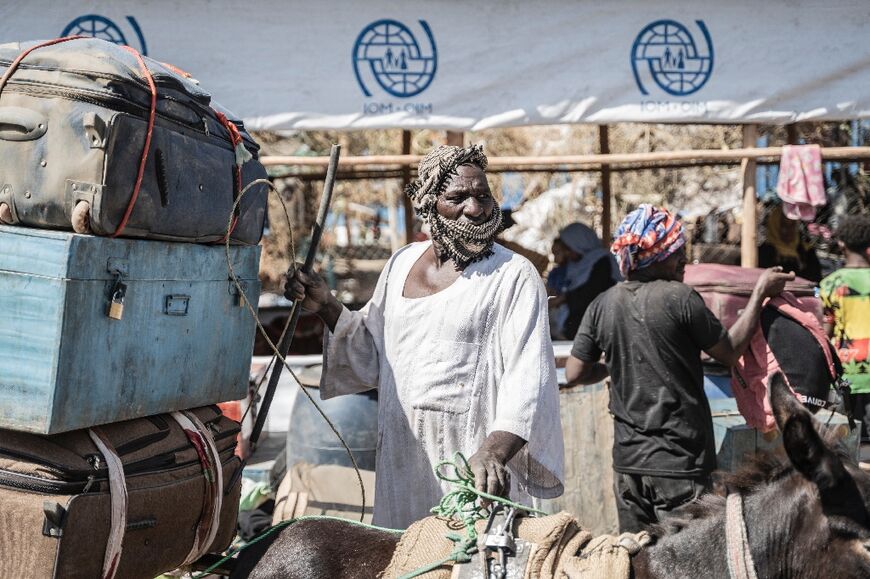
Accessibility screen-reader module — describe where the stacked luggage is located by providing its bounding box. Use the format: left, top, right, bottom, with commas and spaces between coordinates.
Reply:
0, 37, 269, 579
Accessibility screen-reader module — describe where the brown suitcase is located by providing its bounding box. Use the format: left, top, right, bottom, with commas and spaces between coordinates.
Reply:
0, 406, 242, 579
0, 37, 269, 245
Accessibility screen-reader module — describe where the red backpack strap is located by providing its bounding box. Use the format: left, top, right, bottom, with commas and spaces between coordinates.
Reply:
111, 45, 157, 238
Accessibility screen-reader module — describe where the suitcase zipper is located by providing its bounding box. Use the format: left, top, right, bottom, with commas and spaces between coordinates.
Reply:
1, 80, 259, 153
0, 418, 237, 478
0, 446, 236, 496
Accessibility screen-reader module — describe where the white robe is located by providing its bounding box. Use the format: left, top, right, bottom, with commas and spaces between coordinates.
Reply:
321, 241, 564, 529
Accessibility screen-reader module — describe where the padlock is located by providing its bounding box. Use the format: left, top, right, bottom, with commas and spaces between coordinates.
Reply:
107, 283, 127, 320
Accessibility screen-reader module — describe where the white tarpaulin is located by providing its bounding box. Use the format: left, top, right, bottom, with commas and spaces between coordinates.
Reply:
1, 0, 869, 130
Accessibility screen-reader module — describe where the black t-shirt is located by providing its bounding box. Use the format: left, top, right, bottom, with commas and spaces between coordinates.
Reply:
572, 280, 727, 477
562, 257, 617, 339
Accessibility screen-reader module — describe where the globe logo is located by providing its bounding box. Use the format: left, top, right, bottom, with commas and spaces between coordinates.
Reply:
353, 19, 437, 99
62, 14, 148, 55
631, 19, 713, 97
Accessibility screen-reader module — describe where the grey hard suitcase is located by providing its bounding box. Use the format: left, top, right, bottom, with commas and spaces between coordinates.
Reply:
0, 225, 261, 434
0, 37, 268, 244
0, 405, 242, 579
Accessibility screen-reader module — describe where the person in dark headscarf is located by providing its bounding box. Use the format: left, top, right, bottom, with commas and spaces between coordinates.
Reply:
556, 222, 621, 339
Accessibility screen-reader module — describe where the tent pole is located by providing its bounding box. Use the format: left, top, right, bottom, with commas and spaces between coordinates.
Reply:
741, 124, 759, 268
401, 130, 414, 244
599, 125, 612, 246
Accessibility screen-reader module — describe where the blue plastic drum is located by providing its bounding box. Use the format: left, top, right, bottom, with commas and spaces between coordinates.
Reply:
286, 388, 378, 471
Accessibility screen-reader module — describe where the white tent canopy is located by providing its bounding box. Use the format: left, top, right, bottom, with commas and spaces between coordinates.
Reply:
2, 0, 869, 130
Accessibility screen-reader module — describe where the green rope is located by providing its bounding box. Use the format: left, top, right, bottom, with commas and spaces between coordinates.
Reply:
398, 452, 545, 579
190, 515, 403, 578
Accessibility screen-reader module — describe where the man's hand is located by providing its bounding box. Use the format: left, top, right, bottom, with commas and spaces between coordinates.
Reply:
284, 267, 343, 332
753, 266, 795, 300
284, 268, 331, 313
468, 431, 526, 500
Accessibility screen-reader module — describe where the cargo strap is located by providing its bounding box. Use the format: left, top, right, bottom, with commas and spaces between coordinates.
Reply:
87, 427, 127, 579
0, 37, 155, 238
0, 36, 83, 93
112, 46, 157, 239
212, 110, 253, 242
171, 410, 225, 566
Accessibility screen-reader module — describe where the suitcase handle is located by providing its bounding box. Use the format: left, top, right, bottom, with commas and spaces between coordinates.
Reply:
0, 107, 46, 141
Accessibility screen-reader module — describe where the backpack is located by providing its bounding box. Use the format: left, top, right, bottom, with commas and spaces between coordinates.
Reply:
732, 293, 844, 432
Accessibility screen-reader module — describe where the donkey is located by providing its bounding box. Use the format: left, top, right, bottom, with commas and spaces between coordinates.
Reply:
231, 374, 870, 579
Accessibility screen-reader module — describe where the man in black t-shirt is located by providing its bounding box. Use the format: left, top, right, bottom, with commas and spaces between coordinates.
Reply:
565, 205, 793, 532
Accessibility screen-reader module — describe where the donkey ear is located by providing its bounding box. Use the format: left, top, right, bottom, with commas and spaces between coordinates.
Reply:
770, 372, 848, 492
770, 372, 810, 432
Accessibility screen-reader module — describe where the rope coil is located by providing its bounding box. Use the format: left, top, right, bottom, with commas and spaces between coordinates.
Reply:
223, 178, 368, 525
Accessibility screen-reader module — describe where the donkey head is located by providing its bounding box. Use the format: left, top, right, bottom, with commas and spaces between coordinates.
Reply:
644, 373, 870, 579
768, 372, 870, 578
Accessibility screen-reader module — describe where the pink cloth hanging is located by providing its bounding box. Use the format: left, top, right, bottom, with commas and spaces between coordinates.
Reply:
776, 144, 825, 221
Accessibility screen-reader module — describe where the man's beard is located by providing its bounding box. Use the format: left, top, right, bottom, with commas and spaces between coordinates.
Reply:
426, 208, 503, 269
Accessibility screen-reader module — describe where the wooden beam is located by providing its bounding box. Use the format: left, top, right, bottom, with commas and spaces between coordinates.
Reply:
261, 146, 870, 169
741, 125, 759, 268
446, 131, 465, 147
401, 130, 414, 245
268, 156, 810, 181
599, 126, 612, 247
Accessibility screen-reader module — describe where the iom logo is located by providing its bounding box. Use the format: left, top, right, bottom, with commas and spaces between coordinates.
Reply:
631, 19, 713, 97
353, 19, 437, 98
62, 14, 148, 55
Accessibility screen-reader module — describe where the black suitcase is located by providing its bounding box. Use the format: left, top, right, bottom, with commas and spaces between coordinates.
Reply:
0, 405, 243, 579
0, 37, 268, 244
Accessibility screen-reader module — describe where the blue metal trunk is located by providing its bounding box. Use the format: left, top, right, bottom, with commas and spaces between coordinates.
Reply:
0, 225, 260, 434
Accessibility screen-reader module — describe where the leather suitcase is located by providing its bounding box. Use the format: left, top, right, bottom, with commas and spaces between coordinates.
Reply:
0, 406, 242, 579
0, 37, 268, 244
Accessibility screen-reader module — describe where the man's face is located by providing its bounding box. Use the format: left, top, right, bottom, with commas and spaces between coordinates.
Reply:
435, 164, 494, 224
659, 246, 688, 282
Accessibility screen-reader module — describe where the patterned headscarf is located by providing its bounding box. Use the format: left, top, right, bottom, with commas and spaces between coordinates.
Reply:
405, 144, 503, 268
610, 204, 685, 278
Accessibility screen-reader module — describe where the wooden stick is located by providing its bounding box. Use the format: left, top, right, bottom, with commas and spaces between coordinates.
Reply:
741, 126, 759, 268
599, 125, 612, 246
249, 144, 341, 449
401, 130, 414, 245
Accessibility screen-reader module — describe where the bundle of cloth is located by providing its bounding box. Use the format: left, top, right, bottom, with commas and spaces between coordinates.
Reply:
382, 512, 649, 579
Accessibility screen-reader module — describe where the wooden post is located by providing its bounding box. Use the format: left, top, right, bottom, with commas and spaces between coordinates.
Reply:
387, 186, 400, 253
401, 130, 414, 245
741, 124, 759, 268
599, 126, 612, 246
786, 123, 799, 145
446, 131, 465, 147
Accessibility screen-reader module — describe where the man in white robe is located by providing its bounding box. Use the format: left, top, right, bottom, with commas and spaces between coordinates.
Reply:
286, 144, 564, 529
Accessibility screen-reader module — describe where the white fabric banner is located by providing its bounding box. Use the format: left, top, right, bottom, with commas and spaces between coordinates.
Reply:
1, 0, 869, 130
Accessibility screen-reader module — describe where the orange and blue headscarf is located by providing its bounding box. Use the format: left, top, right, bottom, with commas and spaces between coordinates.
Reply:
610, 204, 685, 278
